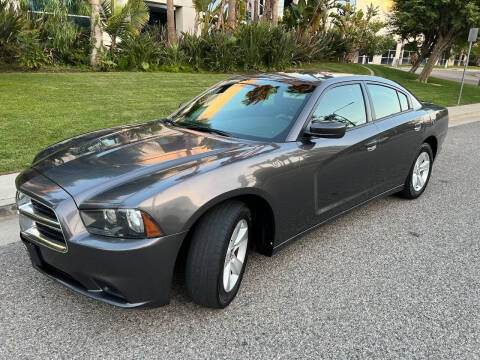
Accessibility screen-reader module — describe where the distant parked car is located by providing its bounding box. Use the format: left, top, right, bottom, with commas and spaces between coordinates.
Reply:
16, 72, 448, 308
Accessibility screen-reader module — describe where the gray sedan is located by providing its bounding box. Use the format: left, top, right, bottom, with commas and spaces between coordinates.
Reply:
16, 72, 448, 308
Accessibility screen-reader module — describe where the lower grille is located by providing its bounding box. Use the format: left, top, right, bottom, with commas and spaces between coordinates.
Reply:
18, 192, 67, 252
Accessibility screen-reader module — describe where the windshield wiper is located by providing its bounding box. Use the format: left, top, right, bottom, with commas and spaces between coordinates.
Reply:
182, 125, 231, 137
160, 118, 177, 126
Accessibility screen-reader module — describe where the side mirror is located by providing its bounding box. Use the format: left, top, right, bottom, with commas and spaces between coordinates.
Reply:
307, 121, 347, 139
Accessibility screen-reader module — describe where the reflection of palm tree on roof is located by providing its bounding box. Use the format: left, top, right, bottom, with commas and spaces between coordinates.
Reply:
286, 84, 316, 95
242, 85, 279, 105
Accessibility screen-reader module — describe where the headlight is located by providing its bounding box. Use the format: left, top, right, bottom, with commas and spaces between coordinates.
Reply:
16, 191, 30, 207
80, 209, 162, 239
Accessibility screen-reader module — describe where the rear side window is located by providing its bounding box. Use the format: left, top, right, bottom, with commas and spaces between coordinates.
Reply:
367, 84, 401, 119
398, 92, 409, 111
312, 84, 367, 128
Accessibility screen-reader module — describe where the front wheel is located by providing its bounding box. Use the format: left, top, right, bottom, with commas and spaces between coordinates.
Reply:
185, 201, 251, 308
399, 143, 433, 199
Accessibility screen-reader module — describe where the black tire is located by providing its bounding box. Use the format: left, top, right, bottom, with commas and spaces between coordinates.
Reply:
185, 200, 251, 308
398, 143, 433, 199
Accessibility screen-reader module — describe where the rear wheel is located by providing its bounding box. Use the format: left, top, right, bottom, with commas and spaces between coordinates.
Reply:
399, 143, 433, 199
185, 201, 250, 308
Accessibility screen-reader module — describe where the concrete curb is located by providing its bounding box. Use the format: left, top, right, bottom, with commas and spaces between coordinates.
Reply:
0, 107, 479, 220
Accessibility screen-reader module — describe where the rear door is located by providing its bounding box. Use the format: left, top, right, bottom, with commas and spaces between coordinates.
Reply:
365, 82, 425, 191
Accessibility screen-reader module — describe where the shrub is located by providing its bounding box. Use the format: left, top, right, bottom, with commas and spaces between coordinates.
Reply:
181, 22, 300, 72
162, 42, 187, 68
97, 49, 117, 71
181, 32, 206, 70
197, 30, 237, 71
292, 29, 337, 63
0, 0, 25, 62
37, 0, 90, 66
235, 22, 271, 70
16, 30, 52, 70
118, 30, 163, 70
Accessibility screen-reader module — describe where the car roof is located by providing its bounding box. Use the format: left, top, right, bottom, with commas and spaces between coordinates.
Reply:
230, 71, 407, 91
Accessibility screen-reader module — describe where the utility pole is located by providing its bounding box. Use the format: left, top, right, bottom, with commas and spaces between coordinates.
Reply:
458, 28, 478, 105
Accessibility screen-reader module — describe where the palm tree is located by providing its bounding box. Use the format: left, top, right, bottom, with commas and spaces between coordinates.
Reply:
193, 0, 216, 34
263, 0, 271, 22
253, 0, 258, 22
227, 0, 236, 28
100, 0, 149, 52
90, 0, 102, 66
271, 0, 278, 25
216, 0, 226, 29
167, 0, 175, 44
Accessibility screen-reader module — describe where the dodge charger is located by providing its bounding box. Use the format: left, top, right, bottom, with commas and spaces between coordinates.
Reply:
16, 72, 448, 308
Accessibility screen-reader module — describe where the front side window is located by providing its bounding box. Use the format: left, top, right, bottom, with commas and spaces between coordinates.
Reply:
367, 84, 401, 119
311, 84, 367, 128
170, 79, 316, 142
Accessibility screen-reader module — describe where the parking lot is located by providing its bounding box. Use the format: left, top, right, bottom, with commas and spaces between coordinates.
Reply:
1, 121, 479, 359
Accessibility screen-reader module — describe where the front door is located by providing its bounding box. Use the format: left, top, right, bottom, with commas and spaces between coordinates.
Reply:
296, 82, 380, 228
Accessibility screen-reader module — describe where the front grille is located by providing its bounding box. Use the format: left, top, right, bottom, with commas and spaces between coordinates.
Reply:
18, 193, 67, 252
31, 199, 57, 219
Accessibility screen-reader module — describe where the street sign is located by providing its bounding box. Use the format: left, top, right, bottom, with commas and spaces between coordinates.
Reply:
468, 28, 478, 42
458, 28, 479, 105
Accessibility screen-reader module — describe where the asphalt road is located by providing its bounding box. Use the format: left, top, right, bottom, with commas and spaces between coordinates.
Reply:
1, 121, 480, 359
402, 67, 480, 85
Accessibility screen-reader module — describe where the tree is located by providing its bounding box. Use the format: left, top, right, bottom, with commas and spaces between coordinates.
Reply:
408, 34, 436, 74
99, 0, 149, 52
283, 0, 336, 33
90, 0, 102, 66
391, 0, 480, 83
167, 0, 175, 44
389, 1, 437, 73
271, 0, 278, 25
253, 0, 258, 22
227, 0, 236, 28
193, 0, 214, 34
331, 1, 384, 62
217, 0, 226, 29
263, 0, 271, 22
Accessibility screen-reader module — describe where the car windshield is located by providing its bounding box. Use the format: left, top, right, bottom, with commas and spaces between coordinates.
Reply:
170, 79, 316, 142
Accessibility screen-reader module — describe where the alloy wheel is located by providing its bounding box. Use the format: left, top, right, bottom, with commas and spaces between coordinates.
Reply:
223, 219, 248, 292
412, 151, 430, 191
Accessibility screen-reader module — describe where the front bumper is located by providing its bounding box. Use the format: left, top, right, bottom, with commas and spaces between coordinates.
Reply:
21, 231, 186, 308
17, 168, 186, 308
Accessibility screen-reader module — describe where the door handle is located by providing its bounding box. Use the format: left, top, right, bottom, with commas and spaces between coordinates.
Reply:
414, 123, 422, 131
366, 140, 377, 152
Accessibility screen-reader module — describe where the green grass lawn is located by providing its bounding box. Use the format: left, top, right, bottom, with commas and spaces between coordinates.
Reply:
1, 63, 479, 173
0, 72, 228, 173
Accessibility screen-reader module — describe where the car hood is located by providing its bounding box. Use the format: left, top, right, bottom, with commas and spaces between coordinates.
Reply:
32, 121, 265, 205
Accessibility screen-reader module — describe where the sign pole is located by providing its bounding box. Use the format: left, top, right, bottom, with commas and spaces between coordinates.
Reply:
457, 41, 473, 105
458, 28, 479, 105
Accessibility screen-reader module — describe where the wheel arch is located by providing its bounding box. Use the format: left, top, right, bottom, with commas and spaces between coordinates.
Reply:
178, 189, 276, 260
423, 135, 438, 159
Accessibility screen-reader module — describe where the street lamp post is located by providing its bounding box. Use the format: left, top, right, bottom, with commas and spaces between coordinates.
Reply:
458, 28, 479, 105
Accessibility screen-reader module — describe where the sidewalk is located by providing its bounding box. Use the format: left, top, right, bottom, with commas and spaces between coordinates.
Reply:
1, 103, 479, 218
0, 173, 18, 217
